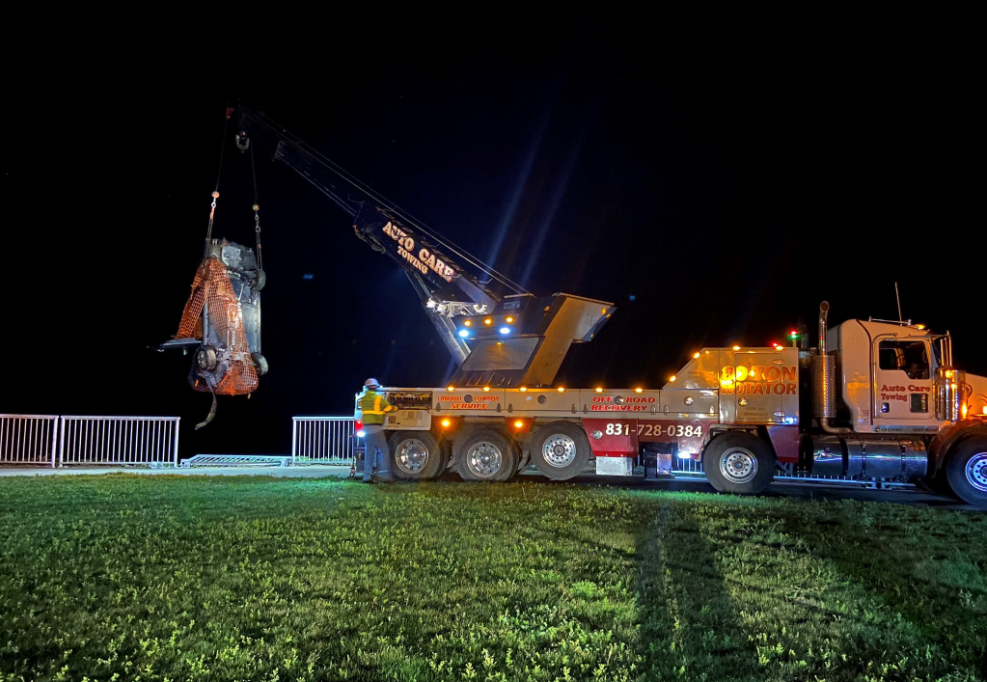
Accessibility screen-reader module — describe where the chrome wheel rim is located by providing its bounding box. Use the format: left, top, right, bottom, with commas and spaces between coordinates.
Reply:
720, 447, 758, 483
966, 452, 987, 492
542, 434, 576, 468
395, 439, 430, 475
467, 441, 503, 478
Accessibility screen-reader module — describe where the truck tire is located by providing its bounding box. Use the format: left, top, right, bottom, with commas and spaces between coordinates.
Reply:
529, 421, 591, 481
455, 429, 518, 482
945, 438, 987, 508
388, 431, 446, 481
702, 431, 775, 495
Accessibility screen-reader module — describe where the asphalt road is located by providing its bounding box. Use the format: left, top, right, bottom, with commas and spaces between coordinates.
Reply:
0, 465, 980, 511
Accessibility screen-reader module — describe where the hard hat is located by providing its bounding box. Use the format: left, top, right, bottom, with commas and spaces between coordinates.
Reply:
364, 378, 380, 388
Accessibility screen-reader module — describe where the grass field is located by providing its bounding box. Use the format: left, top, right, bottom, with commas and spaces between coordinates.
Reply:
0, 476, 985, 682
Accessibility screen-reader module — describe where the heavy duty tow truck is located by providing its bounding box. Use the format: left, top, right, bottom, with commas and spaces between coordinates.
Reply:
236, 108, 987, 508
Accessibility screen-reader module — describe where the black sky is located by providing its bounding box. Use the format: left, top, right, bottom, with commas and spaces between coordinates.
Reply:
2, 23, 981, 457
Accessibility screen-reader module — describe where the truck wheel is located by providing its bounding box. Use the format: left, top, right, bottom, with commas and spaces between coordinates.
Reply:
388, 431, 446, 481
702, 431, 775, 495
455, 429, 518, 482
945, 438, 987, 508
529, 421, 591, 481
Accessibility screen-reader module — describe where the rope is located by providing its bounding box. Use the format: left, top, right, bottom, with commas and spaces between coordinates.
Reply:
249, 143, 263, 271
204, 106, 233, 259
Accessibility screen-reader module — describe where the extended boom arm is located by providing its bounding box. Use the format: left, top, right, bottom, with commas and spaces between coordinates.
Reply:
235, 106, 614, 387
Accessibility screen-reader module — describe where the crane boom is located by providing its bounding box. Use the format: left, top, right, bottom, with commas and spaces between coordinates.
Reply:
235, 105, 615, 387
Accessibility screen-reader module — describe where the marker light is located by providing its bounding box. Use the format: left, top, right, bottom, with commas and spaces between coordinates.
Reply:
464, 320, 472, 327
945, 370, 954, 378
356, 430, 366, 438
483, 386, 491, 392
514, 420, 524, 428
983, 406, 987, 416
693, 352, 701, 359
500, 327, 510, 334
677, 452, 693, 459
961, 404, 968, 419
447, 385, 455, 391
595, 387, 604, 393
505, 316, 514, 323
789, 330, 798, 339
669, 376, 677, 382
916, 324, 925, 329
733, 345, 741, 351
458, 329, 470, 338
441, 419, 451, 428
484, 318, 492, 325
635, 387, 644, 393
557, 386, 565, 392
519, 387, 527, 392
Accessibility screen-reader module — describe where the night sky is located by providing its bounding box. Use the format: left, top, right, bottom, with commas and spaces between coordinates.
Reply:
3, 26, 980, 457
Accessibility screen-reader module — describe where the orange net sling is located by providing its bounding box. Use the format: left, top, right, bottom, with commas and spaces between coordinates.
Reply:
175, 257, 258, 395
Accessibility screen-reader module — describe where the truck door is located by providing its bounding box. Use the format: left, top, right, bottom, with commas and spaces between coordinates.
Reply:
873, 338, 935, 429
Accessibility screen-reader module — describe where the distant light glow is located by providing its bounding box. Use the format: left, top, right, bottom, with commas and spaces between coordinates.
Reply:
733, 345, 741, 351
635, 387, 644, 393
669, 376, 677, 383
557, 387, 565, 393
595, 387, 604, 393
458, 329, 470, 338
447, 385, 455, 391
519, 387, 527, 392
483, 386, 491, 392
693, 352, 700, 359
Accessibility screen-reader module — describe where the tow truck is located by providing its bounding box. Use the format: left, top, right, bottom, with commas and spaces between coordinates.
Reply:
235, 107, 987, 508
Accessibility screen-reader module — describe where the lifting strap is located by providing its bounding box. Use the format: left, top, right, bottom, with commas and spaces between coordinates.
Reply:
203, 106, 233, 258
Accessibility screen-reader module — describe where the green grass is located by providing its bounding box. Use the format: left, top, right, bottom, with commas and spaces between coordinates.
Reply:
0, 477, 985, 682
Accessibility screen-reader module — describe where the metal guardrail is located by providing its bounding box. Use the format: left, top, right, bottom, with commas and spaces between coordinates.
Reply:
58, 416, 180, 466
671, 456, 914, 489
0, 415, 59, 466
291, 417, 360, 464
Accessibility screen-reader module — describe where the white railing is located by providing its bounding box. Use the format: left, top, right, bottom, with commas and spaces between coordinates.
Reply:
292, 417, 360, 464
58, 416, 180, 466
0, 415, 59, 466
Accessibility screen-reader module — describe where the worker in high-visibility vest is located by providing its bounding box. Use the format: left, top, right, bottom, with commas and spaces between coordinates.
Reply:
355, 378, 398, 482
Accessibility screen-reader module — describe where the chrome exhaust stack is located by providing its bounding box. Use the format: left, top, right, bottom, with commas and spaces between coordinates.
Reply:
812, 301, 850, 434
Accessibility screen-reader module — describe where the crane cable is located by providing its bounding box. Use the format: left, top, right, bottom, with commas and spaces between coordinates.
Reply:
203, 106, 233, 259
248, 141, 264, 272
253, 111, 529, 295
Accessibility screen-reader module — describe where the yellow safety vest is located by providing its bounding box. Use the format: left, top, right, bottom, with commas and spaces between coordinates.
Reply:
355, 390, 396, 425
